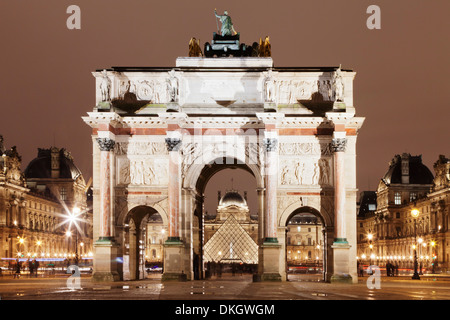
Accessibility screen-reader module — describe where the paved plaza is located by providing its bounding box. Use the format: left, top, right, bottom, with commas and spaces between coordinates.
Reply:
0, 273, 449, 301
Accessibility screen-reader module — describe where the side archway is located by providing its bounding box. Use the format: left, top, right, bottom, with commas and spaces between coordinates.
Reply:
121, 205, 167, 280
282, 205, 331, 282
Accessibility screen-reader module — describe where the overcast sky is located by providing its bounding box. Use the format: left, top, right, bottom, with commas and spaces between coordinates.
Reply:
1, 1, 449, 215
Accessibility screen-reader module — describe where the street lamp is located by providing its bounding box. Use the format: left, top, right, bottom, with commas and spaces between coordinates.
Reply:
430, 240, 437, 274
411, 208, 420, 280
367, 233, 374, 266
65, 207, 82, 265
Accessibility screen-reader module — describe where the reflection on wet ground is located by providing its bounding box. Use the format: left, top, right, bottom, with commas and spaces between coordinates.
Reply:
0, 273, 450, 300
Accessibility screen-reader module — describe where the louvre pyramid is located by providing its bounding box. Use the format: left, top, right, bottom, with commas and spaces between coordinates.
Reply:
203, 214, 258, 264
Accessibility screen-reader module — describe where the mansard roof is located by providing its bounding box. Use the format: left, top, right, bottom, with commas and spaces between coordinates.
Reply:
382, 153, 434, 185
24, 147, 83, 180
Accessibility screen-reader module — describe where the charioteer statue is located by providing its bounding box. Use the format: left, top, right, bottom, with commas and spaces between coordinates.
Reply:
192, 9, 271, 58
214, 9, 237, 36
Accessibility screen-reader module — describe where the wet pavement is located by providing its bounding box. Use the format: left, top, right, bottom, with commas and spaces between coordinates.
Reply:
1, 273, 450, 300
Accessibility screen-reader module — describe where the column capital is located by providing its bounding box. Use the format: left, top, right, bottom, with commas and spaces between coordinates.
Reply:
263, 138, 278, 152
96, 138, 115, 151
165, 138, 182, 152
331, 138, 347, 153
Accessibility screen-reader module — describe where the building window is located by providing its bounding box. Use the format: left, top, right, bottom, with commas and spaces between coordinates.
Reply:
60, 187, 67, 201
410, 192, 417, 202
396, 212, 400, 219
368, 204, 376, 211
394, 192, 401, 205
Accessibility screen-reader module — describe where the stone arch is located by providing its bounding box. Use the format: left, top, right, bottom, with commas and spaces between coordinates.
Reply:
118, 202, 168, 228
279, 203, 328, 228
121, 205, 167, 281
182, 153, 264, 190
282, 205, 330, 282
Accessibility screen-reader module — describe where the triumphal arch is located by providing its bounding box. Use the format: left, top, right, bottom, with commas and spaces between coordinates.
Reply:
83, 47, 364, 283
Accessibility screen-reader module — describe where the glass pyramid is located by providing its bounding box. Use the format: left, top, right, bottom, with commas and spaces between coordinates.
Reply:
203, 214, 258, 264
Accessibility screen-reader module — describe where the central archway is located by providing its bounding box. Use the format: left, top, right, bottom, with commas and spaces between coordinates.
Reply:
185, 156, 263, 280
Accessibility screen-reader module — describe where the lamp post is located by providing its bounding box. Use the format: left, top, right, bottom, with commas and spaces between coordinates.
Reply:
411, 208, 420, 280
430, 241, 436, 274
367, 233, 374, 266
66, 207, 82, 266
418, 238, 424, 275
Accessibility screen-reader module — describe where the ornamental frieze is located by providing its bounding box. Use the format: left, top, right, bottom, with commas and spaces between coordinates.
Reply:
114, 142, 168, 156
280, 158, 332, 186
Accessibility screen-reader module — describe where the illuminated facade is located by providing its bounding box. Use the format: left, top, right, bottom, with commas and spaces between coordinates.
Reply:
0, 138, 93, 265
286, 214, 324, 266
357, 154, 450, 273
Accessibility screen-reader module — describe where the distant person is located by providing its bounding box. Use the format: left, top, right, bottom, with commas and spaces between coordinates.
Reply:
34, 259, 40, 277
14, 259, 21, 279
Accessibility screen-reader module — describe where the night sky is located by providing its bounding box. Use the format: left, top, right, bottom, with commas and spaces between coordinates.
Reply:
1, 1, 449, 215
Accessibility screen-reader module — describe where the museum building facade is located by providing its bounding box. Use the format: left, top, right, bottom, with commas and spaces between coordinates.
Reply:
0, 138, 93, 264
357, 154, 450, 273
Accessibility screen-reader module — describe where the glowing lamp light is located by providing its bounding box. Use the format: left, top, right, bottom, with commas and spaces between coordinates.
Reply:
367, 233, 373, 241
411, 208, 420, 218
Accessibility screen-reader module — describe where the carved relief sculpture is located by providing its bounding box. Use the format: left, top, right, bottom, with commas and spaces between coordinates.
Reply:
332, 66, 345, 102
167, 70, 179, 102
100, 69, 112, 102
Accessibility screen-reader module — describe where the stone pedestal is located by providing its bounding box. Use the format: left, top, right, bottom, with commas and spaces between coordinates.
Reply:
166, 102, 180, 112
258, 242, 282, 281
92, 238, 120, 282
330, 242, 353, 283
332, 101, 346, 111
264, 102, 276, 112
162, 240, 186, 281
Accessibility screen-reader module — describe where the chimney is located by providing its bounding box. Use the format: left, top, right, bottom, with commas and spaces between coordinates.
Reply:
51, 147, 60, 178
401, 153, 409, 184
218, 191, 221, 205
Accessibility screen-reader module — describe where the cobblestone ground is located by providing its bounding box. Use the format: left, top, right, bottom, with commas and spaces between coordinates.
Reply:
0, 273, 449, 300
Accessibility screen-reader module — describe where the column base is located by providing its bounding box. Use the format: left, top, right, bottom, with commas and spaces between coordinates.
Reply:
257, 242, 282, 282
263, 237, 279, 244
162, 239, 185, 281
331, 241, 354, 284
330, 274, 353, 284
92, 237, 120, 282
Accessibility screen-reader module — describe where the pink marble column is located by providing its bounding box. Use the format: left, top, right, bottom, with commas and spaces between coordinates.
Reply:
332, 137, 347, 243
165, 137, 182, 242
96, 138, 115, 240
263, 137, 278, 243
